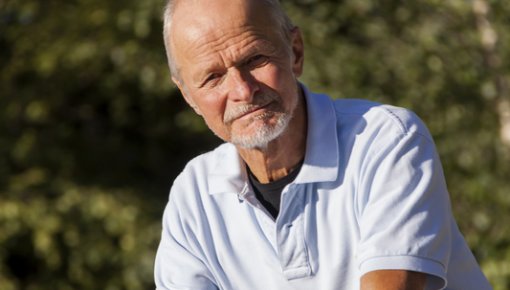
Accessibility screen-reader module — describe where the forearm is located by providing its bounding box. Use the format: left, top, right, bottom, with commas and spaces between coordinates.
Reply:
360, 270, 426, 290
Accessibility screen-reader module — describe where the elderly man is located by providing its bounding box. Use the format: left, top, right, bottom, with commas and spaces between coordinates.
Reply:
154, 0, 492, 289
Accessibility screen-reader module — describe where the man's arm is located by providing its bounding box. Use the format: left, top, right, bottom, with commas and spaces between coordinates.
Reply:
361, 270, 426, 290
154, 187, 219, 290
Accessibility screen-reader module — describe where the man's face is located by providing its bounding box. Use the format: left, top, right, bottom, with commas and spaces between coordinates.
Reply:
169, 0, 304, 149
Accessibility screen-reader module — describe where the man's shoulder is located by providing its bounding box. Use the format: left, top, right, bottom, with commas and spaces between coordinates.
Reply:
186, 142, 234, 167
169, 142, 242, 202
175, 142, 236, 183
167, 142, 244, 223
330, 98, 432, 141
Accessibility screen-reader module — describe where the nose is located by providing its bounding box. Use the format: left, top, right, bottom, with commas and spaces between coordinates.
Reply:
225, 68, 259, 103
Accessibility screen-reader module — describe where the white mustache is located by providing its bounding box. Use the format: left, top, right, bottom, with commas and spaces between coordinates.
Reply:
223, 94, 278, 124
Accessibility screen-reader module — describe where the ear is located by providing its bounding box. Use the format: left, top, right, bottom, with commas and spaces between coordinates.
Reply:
172, 76, 202, 115
290, 27, 304, 77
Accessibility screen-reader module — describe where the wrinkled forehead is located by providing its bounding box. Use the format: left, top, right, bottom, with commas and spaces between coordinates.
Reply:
172, 0, 273, 26
170, 0, 279, 51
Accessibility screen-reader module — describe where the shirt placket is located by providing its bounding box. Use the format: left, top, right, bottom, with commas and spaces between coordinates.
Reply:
238, 182, 312, 280
275, 184, 312, 280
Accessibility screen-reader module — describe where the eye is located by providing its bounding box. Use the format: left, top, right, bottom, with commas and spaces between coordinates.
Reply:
201, 72, 223, 87
206, 73, 221, 82
245, 55, 268, 68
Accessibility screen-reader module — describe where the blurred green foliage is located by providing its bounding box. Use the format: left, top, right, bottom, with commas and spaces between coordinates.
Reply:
1, 0, 509, 289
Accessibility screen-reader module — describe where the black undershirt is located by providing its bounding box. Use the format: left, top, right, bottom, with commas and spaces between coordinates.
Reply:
247, 161, 303, 219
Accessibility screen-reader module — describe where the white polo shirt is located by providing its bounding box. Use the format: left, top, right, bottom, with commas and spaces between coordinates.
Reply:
155, 87, 492, 290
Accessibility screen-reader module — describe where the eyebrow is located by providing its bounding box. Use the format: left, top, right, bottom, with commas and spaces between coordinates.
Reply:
236, 39, 278, 63
190, 37, 279, 86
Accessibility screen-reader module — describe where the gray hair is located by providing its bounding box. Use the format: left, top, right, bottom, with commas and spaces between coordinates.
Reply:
162, 0, 295, 79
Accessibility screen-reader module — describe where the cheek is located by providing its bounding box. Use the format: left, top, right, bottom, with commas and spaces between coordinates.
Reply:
256, 59, 297, 92
253, 64, 298, 107
193, 91, 226, 117
194, 93, 231, 135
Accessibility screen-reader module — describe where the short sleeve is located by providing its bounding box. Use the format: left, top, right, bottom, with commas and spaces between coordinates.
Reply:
356, 127, 452, 290
154, 192, 218, 290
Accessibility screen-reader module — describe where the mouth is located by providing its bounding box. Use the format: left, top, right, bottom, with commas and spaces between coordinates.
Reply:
225, 101, 273, 124
239, 102, 272, 119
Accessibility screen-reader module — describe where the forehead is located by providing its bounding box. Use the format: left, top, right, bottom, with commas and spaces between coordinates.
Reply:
169, 0, 283, 69
172, 0, 275, 33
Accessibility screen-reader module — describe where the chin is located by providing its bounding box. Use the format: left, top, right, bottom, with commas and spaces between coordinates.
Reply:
230, 114, 291, 149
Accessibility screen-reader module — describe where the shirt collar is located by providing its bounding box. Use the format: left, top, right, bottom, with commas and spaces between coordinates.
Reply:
294, 85, 339, 184
207, 84, 339, 195
207, 143, 248, 195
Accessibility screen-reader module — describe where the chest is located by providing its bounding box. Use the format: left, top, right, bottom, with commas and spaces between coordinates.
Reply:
203, 182, 362, 289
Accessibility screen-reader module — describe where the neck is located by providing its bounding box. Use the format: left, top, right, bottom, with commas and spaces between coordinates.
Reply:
237, 90, 307, 184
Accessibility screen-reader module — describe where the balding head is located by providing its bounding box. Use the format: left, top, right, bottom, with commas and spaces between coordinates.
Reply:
162, 0, 294, 79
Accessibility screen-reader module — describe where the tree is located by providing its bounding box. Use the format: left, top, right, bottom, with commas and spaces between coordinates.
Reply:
0, 0, 508, 289
1, 1, 217, 289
